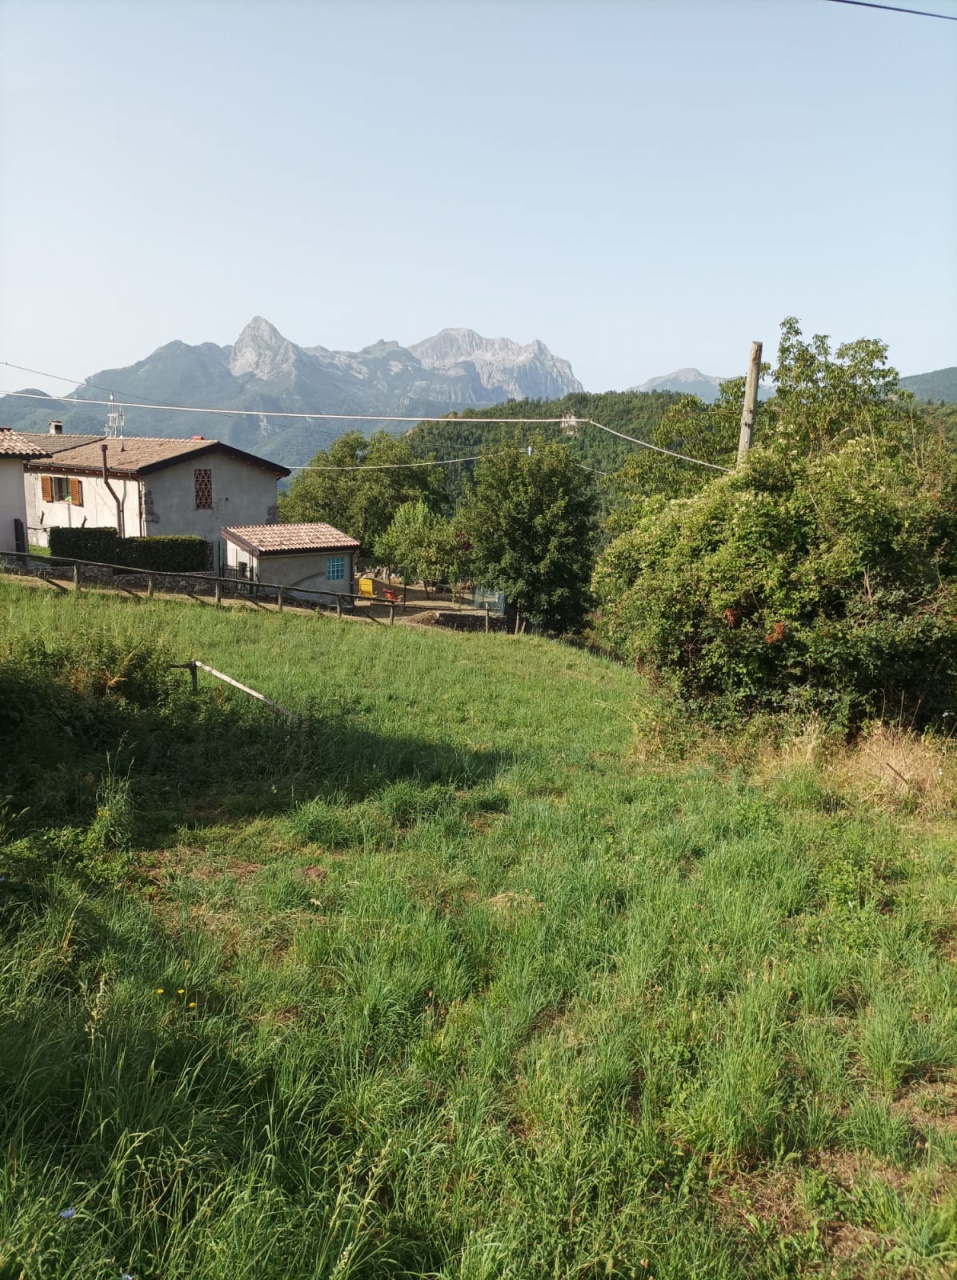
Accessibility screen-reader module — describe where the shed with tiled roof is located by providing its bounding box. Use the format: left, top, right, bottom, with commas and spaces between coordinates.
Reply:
223, 522, 359, 597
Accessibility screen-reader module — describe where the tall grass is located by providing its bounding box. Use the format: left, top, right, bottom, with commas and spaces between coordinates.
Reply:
1, 581, 956, 1278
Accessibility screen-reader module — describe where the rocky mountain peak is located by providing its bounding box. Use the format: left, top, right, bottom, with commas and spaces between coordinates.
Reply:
229, 317, 296, 380
409, 328, 583, 399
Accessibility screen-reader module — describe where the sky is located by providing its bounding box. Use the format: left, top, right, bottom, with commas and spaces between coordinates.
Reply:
1, 0, 955, 398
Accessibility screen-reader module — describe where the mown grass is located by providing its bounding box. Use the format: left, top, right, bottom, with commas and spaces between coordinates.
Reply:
1, 581, 955, 1279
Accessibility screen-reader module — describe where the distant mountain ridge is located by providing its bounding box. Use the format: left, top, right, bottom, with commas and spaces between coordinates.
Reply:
629, 368, 726, 402
0, 318, 583, 467
900, 367, 957, 402
629, 367, 774, 404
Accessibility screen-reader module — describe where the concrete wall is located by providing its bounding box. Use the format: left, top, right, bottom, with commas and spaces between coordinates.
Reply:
25, 471, 142, 547
0, 459, 29, 553
225, 540, 355, 595
144, 454, 279, 551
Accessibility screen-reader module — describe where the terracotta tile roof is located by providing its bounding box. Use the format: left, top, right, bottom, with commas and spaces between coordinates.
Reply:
223, 523, 360, 554
21, 435, 289, 477
0, 428, 50, 459
17, 432, 104, 455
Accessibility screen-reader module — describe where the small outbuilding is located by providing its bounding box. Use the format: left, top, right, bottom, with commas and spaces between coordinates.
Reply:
222, 522, 360, 599
0, 429, 50, 554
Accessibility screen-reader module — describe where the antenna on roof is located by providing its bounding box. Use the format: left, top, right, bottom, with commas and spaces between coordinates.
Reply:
105, 392, 125, 441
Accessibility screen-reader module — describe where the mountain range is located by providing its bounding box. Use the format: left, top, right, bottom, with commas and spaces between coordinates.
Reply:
1, 320, 952, 467
0, 319, 583, 467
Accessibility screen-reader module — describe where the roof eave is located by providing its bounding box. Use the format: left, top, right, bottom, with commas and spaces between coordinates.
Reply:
257, 543, 359, 556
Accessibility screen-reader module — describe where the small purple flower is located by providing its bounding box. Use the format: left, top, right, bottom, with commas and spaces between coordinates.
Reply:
60, 1208, 77, 1220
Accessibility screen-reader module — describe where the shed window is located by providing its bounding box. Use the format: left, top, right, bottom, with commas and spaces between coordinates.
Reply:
194, 468, 213, 509
327, 555, 345, 581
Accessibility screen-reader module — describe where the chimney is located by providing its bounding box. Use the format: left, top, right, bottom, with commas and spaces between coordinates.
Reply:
191, 435, 204, 441
49, 419, 63, 435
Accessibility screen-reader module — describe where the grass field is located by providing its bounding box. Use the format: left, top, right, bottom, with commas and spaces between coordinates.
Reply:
1, 580, 955, 1279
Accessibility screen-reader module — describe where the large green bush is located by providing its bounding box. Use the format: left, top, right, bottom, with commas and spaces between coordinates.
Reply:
593, 321, 957, 727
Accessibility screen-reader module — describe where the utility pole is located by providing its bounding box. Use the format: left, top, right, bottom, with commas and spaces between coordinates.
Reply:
736, 341, 763, 467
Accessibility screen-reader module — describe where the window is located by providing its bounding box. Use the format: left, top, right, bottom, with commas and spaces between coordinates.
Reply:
41, 475, 82, 505
327, 555, 345, 581
194, 468, 213, 509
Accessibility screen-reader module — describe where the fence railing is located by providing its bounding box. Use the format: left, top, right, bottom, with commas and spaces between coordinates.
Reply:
0, 549, 396, 619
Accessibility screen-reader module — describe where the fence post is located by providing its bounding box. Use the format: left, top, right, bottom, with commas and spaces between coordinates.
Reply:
389, 603, 395, 626
190, 661, 198, 694
73, 562, 80, 593
214, 576, 222, 605
147, 575, 154, 600
485, 605, 490, 633
277, 585, 284, 613
336, 595, 342, 619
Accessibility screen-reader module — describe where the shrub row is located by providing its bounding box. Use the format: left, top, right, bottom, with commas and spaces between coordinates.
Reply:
47, 526, 118, 564
48, 527, 207, 573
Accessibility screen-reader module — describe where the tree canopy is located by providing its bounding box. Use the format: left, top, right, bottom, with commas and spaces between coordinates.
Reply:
279, 430, 444, 548
461, 436, 598, 633
592, 319, 957, 727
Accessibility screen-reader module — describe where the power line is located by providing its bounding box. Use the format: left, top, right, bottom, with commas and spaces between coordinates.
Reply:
0, 360, 175, 407
289, 452, 503, 471
578, 419, 730, 472
0, 382, 730, 473
825, 0, 957, 18
0, 386, 576, 426
290, 452, 608, 477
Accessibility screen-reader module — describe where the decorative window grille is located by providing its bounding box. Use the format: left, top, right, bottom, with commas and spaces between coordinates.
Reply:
194, 469, 213, 509
327, 555, 345, 581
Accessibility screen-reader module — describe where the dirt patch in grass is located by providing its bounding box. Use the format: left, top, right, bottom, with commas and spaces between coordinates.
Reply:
891, 1077, 957, 1134
710, 1165, 809, 1238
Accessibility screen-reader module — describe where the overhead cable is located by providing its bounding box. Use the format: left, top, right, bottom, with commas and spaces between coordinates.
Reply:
0, 382, 730, 473
825, 0, 957, 18
289, 453, 503, 471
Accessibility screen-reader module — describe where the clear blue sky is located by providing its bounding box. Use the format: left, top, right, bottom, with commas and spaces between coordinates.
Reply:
1, 0, 955, 396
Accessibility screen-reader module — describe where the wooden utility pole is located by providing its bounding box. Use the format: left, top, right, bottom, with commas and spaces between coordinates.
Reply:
736, 341, 763, 467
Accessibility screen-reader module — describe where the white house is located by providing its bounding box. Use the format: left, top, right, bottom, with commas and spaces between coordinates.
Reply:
222, 523, 360, 598
0, 429, 50, 554
22, 429, 290, 569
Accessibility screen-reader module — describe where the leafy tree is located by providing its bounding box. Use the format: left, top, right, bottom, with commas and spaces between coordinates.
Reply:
461, 436, 598, 633
279, 430, 444, 548
592, 319, 957, 727
770, 315, 907, 450
376, 501, 474, 591
375, 501, 442, 583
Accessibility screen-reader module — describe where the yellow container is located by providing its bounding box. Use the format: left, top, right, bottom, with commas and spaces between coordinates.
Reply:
358, 576, 375, 599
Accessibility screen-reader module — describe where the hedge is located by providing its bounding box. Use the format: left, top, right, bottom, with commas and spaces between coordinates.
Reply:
47, 528, 207, 573
48, 527, 118, 563
115, 537, 207, 573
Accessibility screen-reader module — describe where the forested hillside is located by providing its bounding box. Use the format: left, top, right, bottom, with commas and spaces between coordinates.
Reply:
405, 390, 682, 506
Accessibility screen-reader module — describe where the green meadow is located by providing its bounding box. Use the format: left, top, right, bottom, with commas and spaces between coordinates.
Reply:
1, 581, 955, 1279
